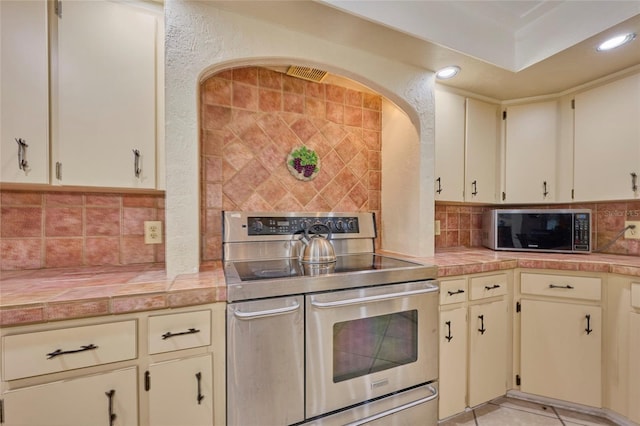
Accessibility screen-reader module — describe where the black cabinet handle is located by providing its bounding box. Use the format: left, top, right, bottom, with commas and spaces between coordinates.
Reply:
585, 314, 593, 335
133, 149, 141, 177
436, 177, 443, 194
632, 172, 638, 192
484, 284, 500, 291
549, 284, 574, 289
162, 327, 201, 340
447, 289, 465, 296
471, 180, 478, 196
543, 181, 549, 198
15, 138, 28, 170
478, 315, 486, 335
445, 321, 453, 342
196, 372, 205, 405
46, 344, 98, 359
106, 389, 117, 426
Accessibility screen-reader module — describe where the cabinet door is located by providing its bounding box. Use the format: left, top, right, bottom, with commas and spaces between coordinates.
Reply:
148, 354, 213, 426
435, 90, 465, 202
629, 312, 640, 424
439, 307, 467, 419
465, 98, 499, 203
468, 299, 507, 407
0, 0, 49, 183
3, 367, 137, 426
574, 73, 640, 201
504, 101, 558, 203
521, 299, 602, 407
54, 1, 157, 188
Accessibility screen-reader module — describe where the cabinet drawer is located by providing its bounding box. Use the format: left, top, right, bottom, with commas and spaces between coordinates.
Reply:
521, 273, 601, 301
2, 320, 136, 380
632, 283, 640, 309
439, 279, 467, 305
469, 273, 508, 300
148, 309, 211, 354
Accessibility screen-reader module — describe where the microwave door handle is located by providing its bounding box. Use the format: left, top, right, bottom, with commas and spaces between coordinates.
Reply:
344, 384, 439, 426
310, 286, 438, 308
232, 302, 300, 319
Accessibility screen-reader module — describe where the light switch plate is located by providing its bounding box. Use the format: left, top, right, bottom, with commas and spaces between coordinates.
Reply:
144, 221, 163, 244
434, 220, 441, 236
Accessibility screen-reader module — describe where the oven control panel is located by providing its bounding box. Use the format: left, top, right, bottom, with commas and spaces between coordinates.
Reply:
247, 216, 360, 235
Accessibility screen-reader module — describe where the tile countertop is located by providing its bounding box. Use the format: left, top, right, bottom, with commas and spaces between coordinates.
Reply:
2, 248, 640, 327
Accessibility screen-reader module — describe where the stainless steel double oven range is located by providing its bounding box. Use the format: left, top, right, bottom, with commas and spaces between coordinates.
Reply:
223, 211, 439, 426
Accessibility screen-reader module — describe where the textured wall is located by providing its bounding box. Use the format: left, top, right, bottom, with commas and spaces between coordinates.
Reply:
200, 66, 382, 261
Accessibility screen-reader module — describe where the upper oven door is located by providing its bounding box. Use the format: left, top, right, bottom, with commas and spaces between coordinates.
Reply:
305, 281, 439, 418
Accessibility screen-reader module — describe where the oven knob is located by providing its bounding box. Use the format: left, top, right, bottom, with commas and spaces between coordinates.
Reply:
347, 219, 356, 230
335, 220, 344, 231
324, 220, 333, 230
300, 220, 311, 231
252, 220, 264, 233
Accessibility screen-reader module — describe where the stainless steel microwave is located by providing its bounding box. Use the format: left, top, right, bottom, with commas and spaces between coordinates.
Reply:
482, 209, 592, 253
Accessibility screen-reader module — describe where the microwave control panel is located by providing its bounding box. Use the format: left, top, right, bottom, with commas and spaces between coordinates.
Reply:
573, 213, 590, 251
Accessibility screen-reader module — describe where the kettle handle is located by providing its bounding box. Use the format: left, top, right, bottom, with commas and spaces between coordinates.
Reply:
304, 223, 332, 241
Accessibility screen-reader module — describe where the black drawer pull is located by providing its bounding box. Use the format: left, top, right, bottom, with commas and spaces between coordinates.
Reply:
46, 344, 98, 359
549, 284, 574, 289
484, 284, 501, 290
162, 327, 201, 340
447, 289, 465, 296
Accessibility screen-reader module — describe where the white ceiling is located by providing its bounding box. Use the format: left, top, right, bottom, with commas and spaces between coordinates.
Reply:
212, 0, 640, 100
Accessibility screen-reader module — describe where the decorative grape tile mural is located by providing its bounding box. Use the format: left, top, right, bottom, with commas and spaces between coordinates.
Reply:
200, 66, 382, 261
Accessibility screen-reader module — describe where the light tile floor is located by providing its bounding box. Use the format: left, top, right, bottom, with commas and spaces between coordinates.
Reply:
439, 397, 619, 426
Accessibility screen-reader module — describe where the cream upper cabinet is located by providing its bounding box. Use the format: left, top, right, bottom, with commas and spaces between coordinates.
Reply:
573, 73, 640, 201
52, 0, 158, 189
504, 100, 559, 203
435, 90, 465, 202
0, 0, 49, 184
466, 98, 499, 203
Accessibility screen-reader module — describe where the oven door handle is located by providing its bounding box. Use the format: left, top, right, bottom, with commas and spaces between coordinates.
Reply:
232, 302, 300, 319
344, 384, 438, 426
310, 287, 438, 308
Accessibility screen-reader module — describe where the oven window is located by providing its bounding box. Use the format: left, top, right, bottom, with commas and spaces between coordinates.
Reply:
333, 310, 418, 383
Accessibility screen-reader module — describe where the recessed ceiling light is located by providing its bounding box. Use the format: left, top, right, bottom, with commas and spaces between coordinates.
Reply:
596, 33, 636, 51
436, 66, 461, 80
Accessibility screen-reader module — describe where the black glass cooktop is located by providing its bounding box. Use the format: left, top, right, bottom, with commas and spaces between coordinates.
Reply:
229, 253, 423, 281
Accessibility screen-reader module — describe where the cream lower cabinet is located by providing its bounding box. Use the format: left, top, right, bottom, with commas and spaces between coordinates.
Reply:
468, 299, 508, 407
519, 272, 602, 408
629, 312, 640, 423
148, 354, 214, 426
438, 272, 511, 419
1, 304, 226, 426
2, 367, 138, 426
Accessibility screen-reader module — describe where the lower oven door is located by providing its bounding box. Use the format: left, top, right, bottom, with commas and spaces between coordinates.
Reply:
306, 281, 439, 418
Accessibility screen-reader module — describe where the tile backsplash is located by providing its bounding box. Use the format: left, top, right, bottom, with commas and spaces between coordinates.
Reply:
1, 191, 165, 270
436, 201, 640, 256
200, 66, 383, 261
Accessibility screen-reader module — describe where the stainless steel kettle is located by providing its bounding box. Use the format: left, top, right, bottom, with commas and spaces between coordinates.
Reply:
299, 223, 336, 264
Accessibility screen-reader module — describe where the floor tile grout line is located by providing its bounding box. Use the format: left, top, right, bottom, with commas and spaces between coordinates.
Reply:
551, 406, 568, 426
472, 407, 480, 426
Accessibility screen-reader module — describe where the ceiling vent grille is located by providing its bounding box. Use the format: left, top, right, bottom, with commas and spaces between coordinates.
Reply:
286, 66, 328, 83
